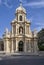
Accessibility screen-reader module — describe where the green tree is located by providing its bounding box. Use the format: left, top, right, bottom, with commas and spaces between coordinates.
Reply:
38, 28, 44, 51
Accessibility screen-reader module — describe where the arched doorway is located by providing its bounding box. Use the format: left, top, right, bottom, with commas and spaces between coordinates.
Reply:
18, 41, 24, 52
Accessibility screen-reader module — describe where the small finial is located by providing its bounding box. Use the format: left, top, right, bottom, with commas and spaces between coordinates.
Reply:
5, 28, 8, 33
20, 0, 22, 6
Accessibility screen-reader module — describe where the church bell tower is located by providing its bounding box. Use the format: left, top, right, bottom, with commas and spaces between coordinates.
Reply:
16, 2, 26, 22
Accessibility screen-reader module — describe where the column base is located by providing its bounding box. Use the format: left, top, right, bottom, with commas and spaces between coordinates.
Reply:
11, 50, 14, 53
15, 50, 18, 53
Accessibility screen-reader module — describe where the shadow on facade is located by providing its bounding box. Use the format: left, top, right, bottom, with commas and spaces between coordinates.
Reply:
0, 38, 4, 51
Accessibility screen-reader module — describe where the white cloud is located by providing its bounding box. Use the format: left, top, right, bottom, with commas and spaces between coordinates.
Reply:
19, 0, 27, 4
24, 1, 44, 8
34, 22, 44, 31
36, 27, 42, 32
0, 0, 2, 5
0, 0, 13, 8
3, 0, 13, 8
3, 2, 13, 8
35, 22, 44, 26
19, 0, 23, 2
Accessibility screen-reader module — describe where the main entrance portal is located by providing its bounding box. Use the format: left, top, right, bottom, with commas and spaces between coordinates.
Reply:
18, 41, 24, 52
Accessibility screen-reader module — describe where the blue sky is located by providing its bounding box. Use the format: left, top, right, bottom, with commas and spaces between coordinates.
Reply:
0, 0, 44, 38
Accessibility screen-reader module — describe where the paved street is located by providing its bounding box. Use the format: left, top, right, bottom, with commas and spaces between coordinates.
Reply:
0, 55, 44, 65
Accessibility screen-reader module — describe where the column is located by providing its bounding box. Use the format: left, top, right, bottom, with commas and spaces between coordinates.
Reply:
4, 40, 6, 52
25, 23, 26, 34
29, 40, 31, 52
6, 39, 9, 53
12, 25, 14, 37
15, 38, 18, 52
16, 23, 17, 35
11, 39, 14, 53
24, 40, 27, 52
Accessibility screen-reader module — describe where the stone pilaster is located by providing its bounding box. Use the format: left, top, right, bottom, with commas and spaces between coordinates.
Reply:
4, 40, 6, 52
25, 23, 26, 34
12, 26, 13, 34
15, 38, 18, 52
11, 39, 14, 53
24, 40, 27, 52
12, 25, 14, 37
6, 39, 10, 53
28, 40, 31, 52
16, 23, 17, 35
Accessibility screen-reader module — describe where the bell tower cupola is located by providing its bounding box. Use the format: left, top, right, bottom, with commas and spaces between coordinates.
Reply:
15, 2, 26, 22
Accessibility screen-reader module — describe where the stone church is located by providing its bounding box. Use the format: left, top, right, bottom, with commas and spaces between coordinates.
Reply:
3, 3, 38, 54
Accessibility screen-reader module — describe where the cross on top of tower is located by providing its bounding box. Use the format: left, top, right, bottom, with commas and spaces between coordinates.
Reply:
16, 0, 26, 14
20, 0, 22, 7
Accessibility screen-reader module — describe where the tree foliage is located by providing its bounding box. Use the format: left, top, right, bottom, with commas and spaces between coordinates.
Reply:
38, 28, 44, 51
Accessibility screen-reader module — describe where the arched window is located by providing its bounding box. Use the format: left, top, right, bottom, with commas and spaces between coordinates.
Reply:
20, 15, 22, 21
19, 26, 23, 34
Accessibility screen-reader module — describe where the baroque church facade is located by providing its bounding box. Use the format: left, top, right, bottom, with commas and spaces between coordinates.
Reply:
3, 3, 38, 54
